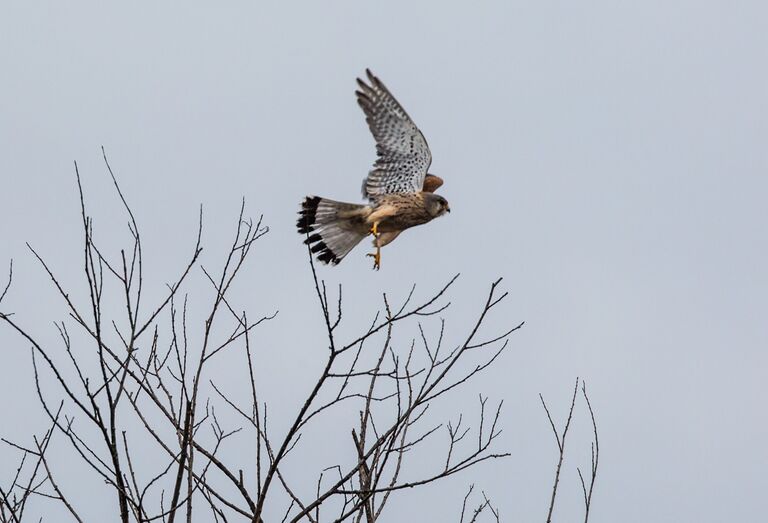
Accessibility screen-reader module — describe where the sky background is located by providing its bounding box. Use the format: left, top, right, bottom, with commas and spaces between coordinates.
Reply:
1, 1, 767, 521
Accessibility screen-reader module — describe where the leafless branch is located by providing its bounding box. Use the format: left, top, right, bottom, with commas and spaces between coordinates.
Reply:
577, 382, 599, 523
0, 153, 554, 522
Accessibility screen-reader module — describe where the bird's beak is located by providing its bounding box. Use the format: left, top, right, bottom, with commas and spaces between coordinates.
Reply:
446, 207, 451, 213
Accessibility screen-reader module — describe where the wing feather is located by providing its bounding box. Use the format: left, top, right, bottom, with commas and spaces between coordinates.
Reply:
356, 69, 432, 200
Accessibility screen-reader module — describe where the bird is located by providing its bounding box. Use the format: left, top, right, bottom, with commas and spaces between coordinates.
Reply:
296, 69, 450, 270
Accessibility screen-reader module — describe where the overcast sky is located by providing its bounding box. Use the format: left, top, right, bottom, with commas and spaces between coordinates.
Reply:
1, 1, 767, 522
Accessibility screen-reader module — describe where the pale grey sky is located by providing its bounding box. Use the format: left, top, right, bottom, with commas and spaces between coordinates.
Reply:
1, 1, 767, 521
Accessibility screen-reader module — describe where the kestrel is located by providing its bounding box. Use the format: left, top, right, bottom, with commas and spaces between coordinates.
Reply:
296, 69, 450, 270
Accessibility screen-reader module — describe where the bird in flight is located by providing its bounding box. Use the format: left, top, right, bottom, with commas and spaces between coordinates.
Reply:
297, 69, 450, 270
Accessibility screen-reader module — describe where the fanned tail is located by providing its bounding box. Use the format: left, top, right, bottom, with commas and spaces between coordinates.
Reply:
296, 196, 369, 265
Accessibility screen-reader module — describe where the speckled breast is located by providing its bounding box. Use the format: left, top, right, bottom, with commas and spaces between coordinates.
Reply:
376, 193, 433, 233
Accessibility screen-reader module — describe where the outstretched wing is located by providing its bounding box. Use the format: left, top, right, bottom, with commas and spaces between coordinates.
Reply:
356, 69, 432, 200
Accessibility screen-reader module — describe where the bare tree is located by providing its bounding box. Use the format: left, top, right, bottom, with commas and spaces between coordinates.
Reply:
0, 402, 83, 523
540, 378, 601, 523
0, 152, 531, 522
577, 383, 600, 523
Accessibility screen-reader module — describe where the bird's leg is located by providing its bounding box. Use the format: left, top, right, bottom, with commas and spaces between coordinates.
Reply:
366, 246, 381, 270
366, 221, 382, 270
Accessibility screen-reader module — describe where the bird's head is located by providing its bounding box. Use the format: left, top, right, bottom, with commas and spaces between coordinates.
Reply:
425, 193, 451, 218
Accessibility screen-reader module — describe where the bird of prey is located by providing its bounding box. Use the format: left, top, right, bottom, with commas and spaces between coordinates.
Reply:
296, 69, 450, 270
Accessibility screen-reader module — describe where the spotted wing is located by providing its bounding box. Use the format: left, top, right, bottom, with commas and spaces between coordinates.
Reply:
356, 69, 432, 200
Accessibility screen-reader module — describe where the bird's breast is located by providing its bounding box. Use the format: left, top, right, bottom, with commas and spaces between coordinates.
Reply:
375, 194, 433, 232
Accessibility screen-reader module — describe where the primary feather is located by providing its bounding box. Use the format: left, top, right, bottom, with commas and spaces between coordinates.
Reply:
356, 69, 432, 200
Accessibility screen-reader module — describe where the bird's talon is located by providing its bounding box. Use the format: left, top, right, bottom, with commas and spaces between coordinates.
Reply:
370, 222, 379, 237
366, 252, 381, 270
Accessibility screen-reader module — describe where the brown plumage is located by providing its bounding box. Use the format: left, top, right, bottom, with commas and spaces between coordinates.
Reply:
297, 70, 450, 269
423, 174, 444, 193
